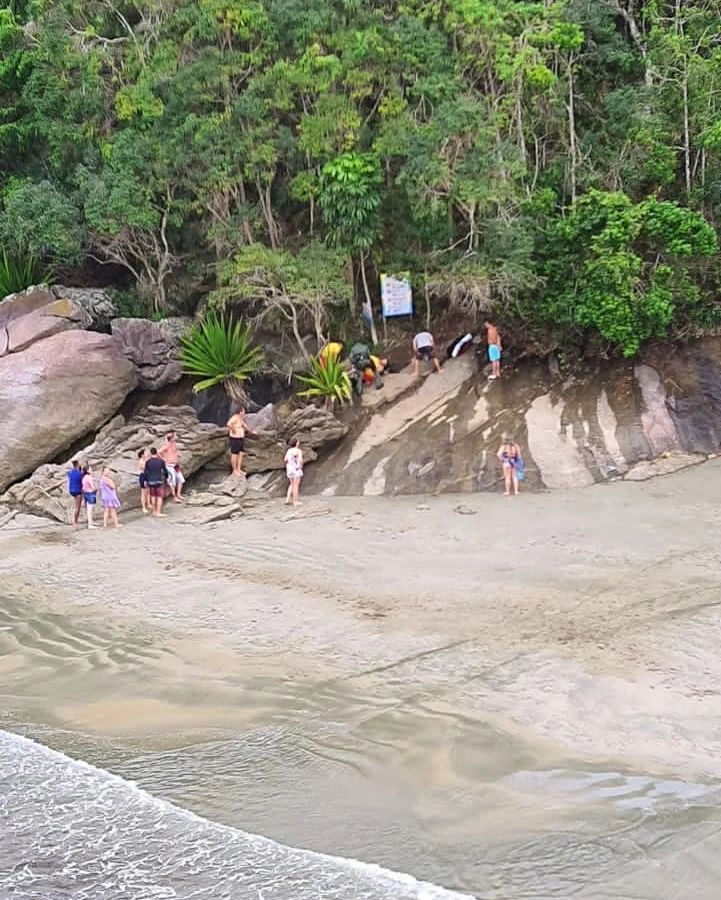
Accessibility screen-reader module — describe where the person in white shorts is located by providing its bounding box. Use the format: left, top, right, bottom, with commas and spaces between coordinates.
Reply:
159, 430, 184, 503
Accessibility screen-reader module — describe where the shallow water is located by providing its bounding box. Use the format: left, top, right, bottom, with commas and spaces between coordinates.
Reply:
3, 592, 721, 899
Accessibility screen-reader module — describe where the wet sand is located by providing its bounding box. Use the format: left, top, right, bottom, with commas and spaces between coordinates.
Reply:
2, 462, 721, 896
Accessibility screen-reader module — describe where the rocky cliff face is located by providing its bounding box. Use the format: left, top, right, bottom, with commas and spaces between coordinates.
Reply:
4, 282, 721, 508
305, 339, 721, 496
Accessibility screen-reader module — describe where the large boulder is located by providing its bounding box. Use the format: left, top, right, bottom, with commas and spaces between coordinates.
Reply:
304, 337, 721, 497
280, 406, 348, 447
0, 286, 95, 356
3, 405, 227, 522
111, 316, 190, 390
52, 286, 117, 330
0, 330, 138, 493
2, 295, 92, 356
0, 285, 117, 336
206, 404, 349, 475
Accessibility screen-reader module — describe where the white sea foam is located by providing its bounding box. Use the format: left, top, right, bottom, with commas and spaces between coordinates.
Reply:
0, 730, 475, 900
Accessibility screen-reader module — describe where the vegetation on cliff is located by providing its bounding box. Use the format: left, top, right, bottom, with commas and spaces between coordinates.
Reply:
2, 1, 721, 358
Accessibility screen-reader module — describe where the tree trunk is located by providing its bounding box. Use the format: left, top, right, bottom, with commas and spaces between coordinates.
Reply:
238, 181, 254, 245
611, 0, 653, 87
566, 57, 578, 203
682, 58, 691, 197
360, 254, 378, 346
224, 377, 249, 406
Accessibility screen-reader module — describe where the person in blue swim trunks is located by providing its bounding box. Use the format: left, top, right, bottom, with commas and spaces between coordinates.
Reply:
484, 319, 502, 379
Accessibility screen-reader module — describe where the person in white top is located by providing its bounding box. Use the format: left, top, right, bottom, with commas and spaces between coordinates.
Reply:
284, 437, 304, 507
412, 331, 442, 378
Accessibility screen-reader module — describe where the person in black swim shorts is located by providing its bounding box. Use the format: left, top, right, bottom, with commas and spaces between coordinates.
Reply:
412, 331, 442, 378
144, 447, 169, 517
226, 407, 256, 477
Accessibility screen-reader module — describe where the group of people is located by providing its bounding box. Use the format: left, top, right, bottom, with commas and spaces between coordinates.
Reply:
411, 319, 503, 379
66, 319, 513, 527
320, 318, 503, 391
319, 341, 388, 395
137, 434, 185, 517
67, 461, 123, 529
67, 431, 185, 529
319, 319, 519, 493
67, 416, 306, 528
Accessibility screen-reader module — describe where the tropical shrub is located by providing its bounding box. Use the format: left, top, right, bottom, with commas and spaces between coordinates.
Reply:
536, 191, 719, 356
0, 249, 49, 298
297, 355, 352, 407
179, 313, 263, 402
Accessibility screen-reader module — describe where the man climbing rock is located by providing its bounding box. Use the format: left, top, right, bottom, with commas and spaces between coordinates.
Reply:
412, 331, 442, 378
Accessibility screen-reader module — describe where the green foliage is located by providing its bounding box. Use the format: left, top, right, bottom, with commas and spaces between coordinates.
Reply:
537, 191, 718, 356
296, 354, 352, 406
319, 153, 382, 254
180, 313, 263, 399
3, 0, 721, 357
0, 180, 83, 262
0, 249, 50, 298
106, 288, 153, 320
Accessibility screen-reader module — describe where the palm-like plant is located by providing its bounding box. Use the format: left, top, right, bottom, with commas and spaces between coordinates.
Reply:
0, 249, 50, 299
297, 354, 352, 407
180, 313, 263, 402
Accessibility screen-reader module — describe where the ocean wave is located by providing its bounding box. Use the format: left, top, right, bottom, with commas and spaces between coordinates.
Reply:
0, 730, 475, 900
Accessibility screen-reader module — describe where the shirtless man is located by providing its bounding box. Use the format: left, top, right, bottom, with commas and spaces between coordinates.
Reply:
159, 430, 185, 502
484, 319, 502, 380
227, 407, 256, 476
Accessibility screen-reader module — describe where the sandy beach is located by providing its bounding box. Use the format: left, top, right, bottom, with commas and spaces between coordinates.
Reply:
3, 463, 721, 897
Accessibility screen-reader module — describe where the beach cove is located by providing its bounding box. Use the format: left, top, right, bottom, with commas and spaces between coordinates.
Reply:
2, 462, 721, 898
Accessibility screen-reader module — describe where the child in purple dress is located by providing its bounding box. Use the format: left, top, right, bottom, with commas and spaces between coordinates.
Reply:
99, 467, 123, 528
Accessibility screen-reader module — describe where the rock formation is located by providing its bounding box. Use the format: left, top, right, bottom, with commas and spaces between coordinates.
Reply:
0, 329, 137, 493
110, 316, 190, 390
204, 403, 349, 475
304, 339, 721, 496
0, 284, 117, 336
3, 406, 227, 522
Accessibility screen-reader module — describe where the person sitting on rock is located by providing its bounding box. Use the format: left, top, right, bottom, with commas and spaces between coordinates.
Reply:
412, 331, 442, 377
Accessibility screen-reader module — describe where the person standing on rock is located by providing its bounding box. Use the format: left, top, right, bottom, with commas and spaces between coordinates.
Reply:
159, 431, 184, 503
67, 460, 84, 528
81, 465, 98, 529
284, 437, 304, 507
99, 467, 123, 528
497, 436, 523, 496
412, 331, 442, 378
227, 406, 256, 477
144, 447, 168, 517
484, 319, 502, 380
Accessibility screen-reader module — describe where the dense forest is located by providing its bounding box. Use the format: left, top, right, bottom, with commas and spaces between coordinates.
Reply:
3, 0, 721, 359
